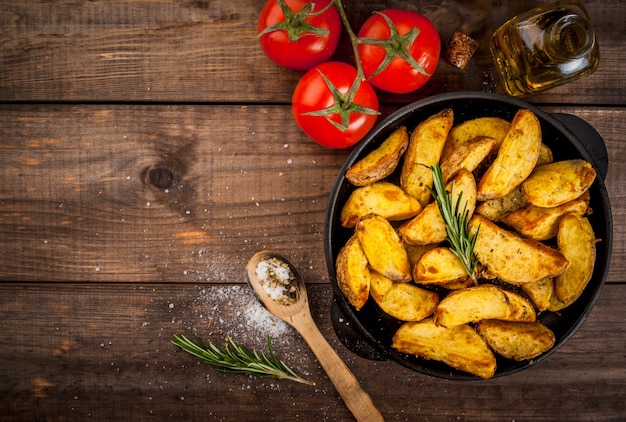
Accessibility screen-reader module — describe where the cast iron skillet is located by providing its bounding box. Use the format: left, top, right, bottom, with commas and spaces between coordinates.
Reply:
324, 91, 613, 380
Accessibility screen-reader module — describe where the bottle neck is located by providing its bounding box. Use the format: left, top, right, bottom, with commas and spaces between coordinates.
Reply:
546, 14, 594, 60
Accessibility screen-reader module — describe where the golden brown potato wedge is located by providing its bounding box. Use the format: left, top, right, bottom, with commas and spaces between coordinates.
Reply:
340, 182, 422, 228
440, 136, 496, 182
356, 214, 411, 282
555, 213, 597, 304
401, 109, 454, 206
547, 292, 571, 312
501, 289, 536, 322
501, 194, 590, 240
521, 278, 554, 312
336, 235, 371, 310
477, 109, 542, 200
522, 159, 597, 208
537, 143, 554, 166
346, 126, 409, 186
414, 247, 472, 285
474, 142, 553, 222
436, 278, 476, 290
392, 318, 497, 379
405, 243, 439, 267
442, 116, 510, 159
435, 284, 519, 327
475, 186, 528, 221
469, 215, 569, 284
368, 270, 394, 304
370, 272, 439, 321
476, 320, 555, 361
399, 169, 477, 245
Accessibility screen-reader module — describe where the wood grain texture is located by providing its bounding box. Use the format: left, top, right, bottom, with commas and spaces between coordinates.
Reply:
0, 283, 623, 421
1, 104, 623, 284
0, 104, 347, 282
0, 0, 624, 104
0, 1, 624, 420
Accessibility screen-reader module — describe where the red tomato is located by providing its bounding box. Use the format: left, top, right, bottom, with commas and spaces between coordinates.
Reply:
292, 62, 379, 148
357, 9, 441, 94
258, 0, 341, 71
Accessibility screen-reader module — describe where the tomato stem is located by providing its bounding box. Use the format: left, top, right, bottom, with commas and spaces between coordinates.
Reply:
259, 0, 331, 42
332, 0, 365, 81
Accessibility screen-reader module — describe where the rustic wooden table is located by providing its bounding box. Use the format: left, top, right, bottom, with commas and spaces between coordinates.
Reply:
1, 1, 624, 420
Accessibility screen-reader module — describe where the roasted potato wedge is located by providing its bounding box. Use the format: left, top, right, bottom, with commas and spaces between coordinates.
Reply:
477, 109, 542, 200
476, 320, 555, 361
521, 278, 554, 312
434, 284, 530, 327
555, 213, 597, 304
475, 186, 528, 221
474, 144, 552, 221
442, 116, 510, 159
399, 169, 477, 245
522, 159, 597, 208
470, 215, 569, 284
368, 270, 394, 303
346, 126, 409, 186
405, 243, 439, 267
401, 109, 454, 206
440, 136, 496, 182
336, 235, 371, 310
340, 182, 422, 228
392, 318, 497, 379
501, 194, 590, 240
501, 289, 536, 322
356, 214, 411, 282
547, 292, 571, 312
537, 143, 554, 166
370, 272, 439, 321
414, 247, 472, 285
436, 278, 476, 290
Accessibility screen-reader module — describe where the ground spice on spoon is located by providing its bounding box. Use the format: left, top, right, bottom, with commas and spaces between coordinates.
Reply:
255, 257, 300, 305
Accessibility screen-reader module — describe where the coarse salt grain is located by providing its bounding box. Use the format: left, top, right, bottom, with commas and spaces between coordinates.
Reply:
255, 257, 299, 305
194, 285, 292, 344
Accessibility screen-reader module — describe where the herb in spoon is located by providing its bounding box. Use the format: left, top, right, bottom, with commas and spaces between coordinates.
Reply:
429, 164, 480, 284
171, 334, 314, 385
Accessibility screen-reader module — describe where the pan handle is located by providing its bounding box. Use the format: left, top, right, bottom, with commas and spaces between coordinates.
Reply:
553, 113, 608, 180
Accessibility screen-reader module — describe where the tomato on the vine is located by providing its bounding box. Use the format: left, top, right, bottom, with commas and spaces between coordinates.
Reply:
357, 9, 441, 94
258, 0, 341, 71
292, 61, 379, 149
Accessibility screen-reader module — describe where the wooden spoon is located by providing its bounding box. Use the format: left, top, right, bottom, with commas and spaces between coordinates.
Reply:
246, 250, 384, 422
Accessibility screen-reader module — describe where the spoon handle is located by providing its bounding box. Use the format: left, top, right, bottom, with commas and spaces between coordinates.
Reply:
290, 310, 384, 422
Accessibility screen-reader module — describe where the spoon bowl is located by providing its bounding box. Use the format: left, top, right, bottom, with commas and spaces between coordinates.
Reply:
246, 250, 309, 322
246, 250, 384, 422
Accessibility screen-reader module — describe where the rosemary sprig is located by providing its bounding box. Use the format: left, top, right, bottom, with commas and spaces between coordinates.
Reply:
429, 164, 480, 284
171, 334, 314, 385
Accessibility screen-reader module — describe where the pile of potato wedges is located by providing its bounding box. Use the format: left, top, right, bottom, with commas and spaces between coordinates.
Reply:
336, 108, 599, 379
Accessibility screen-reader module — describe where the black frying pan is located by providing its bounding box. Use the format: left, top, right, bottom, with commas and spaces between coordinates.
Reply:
324, 91, 613, 380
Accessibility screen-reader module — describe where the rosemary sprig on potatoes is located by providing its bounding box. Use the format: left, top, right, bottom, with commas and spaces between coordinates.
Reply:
429, 163, 479, 284
171, 334, 314, 385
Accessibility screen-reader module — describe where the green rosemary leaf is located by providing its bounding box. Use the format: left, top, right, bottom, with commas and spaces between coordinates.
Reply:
429, 164, 479, 284
171, 334, 315, 385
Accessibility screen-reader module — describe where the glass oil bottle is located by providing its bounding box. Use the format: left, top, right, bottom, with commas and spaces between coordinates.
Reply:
491, 0, 599, 97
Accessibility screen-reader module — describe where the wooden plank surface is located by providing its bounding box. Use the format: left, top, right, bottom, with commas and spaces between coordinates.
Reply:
1, 0, 624, 104
0, 104, 624, 284
1, 0, 625, 420
0, 282, 623, 421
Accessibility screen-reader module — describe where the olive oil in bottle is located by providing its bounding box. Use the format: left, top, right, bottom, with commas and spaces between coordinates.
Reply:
491, 0, 599, 97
